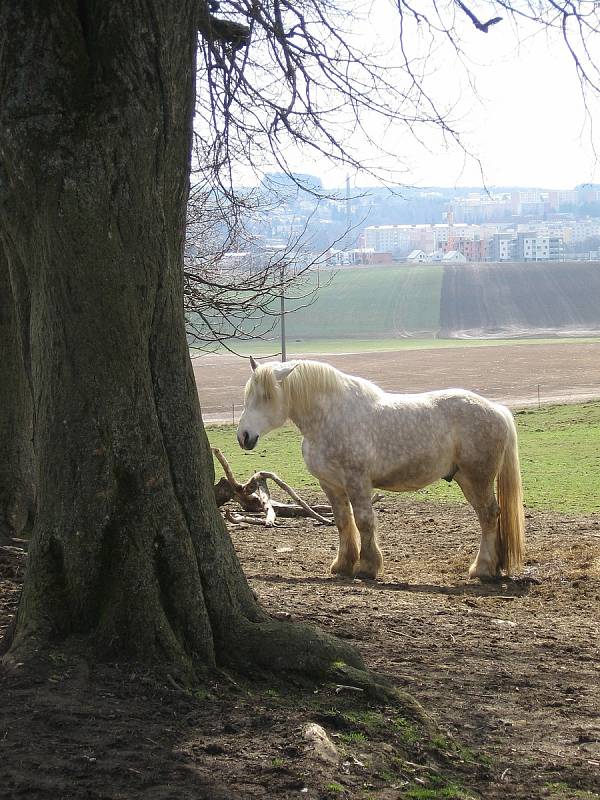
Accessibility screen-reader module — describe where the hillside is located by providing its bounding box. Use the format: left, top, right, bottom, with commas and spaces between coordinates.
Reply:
439, 261, 600, 338
285, 265, 443, 340
283, 261, 600, 341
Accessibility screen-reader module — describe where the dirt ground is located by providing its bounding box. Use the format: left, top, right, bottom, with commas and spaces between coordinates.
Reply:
1, 496, 599, 800
193, 341, 600, 422
2, 341, 600, 799
439, 263, 600, 339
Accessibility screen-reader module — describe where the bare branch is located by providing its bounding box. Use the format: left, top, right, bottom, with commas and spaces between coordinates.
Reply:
454, 0, 502, 32
247, 471, 334, 525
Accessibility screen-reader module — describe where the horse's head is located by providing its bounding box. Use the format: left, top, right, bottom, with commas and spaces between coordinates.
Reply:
237, 357, 297, 450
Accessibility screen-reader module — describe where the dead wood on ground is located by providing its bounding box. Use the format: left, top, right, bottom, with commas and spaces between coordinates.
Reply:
211, 447, 334, 527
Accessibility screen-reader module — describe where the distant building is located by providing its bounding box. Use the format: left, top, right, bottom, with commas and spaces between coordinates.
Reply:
364, 222, 500, 257
547, 189, 578, 211
450, 193, 512, 223
510, 190, 547, 217
489, 233, 515, 261
442, 250, 468, 263
568, 219, 600, 242
428, 250, 444, 262
444, 236, 487, 261
516, 233, 564, 261
327, 248, 392, 267
406, 249, 427, 263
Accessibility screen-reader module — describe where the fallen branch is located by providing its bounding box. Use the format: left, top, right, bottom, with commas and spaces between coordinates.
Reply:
211, 447, 334, 526
225, 510, 276, 527
246, 471, 333, 525
212, 449, 383, 528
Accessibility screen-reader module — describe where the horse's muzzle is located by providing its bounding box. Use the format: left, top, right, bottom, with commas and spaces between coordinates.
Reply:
238, 430, 259, 450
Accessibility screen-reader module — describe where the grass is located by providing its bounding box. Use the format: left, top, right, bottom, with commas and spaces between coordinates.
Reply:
402, 784, 478, 800
206, 335, 600, 357
339, 731, 367, 743
545, 783, 600, 799
512, 403, 600, 513
191, 265, 444, 347
188, 261, 600, 355
280, 265, 445, 341
393, 718, 420, 744
207, 401, 600, 514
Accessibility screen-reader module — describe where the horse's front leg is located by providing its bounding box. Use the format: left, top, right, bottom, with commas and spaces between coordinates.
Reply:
319, 481, 360, 577
347, 482, 384, 579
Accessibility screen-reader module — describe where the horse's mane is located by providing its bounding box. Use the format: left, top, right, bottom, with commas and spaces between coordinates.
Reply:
248, 360, 382, 417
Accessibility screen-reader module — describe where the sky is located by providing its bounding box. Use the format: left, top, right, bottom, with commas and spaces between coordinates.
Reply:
230, 1, 600, 191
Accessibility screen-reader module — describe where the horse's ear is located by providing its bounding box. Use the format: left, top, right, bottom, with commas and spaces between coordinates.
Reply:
273, 363, 297, 383
249, 356, 258, 372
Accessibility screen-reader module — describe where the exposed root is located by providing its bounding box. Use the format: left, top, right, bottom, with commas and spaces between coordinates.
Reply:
249, 471, 334, 525
224, 616, 364, 678
327, 662, 437, 733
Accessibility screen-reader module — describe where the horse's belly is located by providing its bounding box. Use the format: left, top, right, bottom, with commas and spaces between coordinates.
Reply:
372, 462, 449, 492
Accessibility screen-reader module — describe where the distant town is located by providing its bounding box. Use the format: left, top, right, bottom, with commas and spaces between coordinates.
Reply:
210, 176, 600, 269
353, 187, 600, 265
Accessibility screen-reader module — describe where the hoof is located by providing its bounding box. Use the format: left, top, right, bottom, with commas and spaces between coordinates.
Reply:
354, 570, 379, 580
330, 559, 357, 578
356, 552, 383, 580
469, 561, 499, 581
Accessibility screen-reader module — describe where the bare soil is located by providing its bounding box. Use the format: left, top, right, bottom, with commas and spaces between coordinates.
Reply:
193, 341, 600, 422
439, 263, 600, 339
1, 497, 599, 799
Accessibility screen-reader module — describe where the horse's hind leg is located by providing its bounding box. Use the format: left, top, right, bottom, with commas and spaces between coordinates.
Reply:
346, 482, 384, 579
455, 472, 500, 579
319, 481, 360, 577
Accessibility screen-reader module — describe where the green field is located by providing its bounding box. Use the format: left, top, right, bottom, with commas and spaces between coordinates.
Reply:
281, 265, 444, 340
194, 262, 600, 353
190, 266, 444, 349
207, 402, 600, 514
213, 335, 600, 357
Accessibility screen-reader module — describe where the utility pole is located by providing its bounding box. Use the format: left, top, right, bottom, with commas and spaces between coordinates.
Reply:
345, 174, 351, 232
280, 263, 287, 362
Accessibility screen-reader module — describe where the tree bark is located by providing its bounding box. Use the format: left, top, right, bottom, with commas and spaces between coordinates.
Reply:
0, 2, 360, 680
0, 245, 34, 545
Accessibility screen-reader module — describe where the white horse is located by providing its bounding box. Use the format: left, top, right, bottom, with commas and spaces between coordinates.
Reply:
237, 358, 525, 581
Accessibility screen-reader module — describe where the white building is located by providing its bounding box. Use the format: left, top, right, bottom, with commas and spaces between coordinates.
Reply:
406, 249, 427, 263
516, 233, 564, 261
442, 250, 468, 263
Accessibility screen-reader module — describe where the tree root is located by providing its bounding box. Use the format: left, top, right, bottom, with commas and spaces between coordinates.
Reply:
225, 616, 364, 677
220, 616, 436, 736
326, 662, 437, 733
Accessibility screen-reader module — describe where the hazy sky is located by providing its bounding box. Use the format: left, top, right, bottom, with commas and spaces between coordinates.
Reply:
235, 2, 600, 191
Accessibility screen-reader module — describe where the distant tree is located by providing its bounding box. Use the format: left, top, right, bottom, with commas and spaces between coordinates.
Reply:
184, 180, 332, 352
579, 202, 600, 217
185, 0, 600, 352
1, 0, 598, 678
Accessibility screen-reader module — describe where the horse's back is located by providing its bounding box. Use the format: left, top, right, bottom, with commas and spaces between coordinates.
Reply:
386, 388, 510, 427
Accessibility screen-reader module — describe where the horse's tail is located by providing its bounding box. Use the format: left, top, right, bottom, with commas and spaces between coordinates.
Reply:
496, 414, 525, 575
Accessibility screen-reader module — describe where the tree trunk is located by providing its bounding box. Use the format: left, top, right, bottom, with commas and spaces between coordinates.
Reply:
0, 2, 360, 680
0, 245, 34, 545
